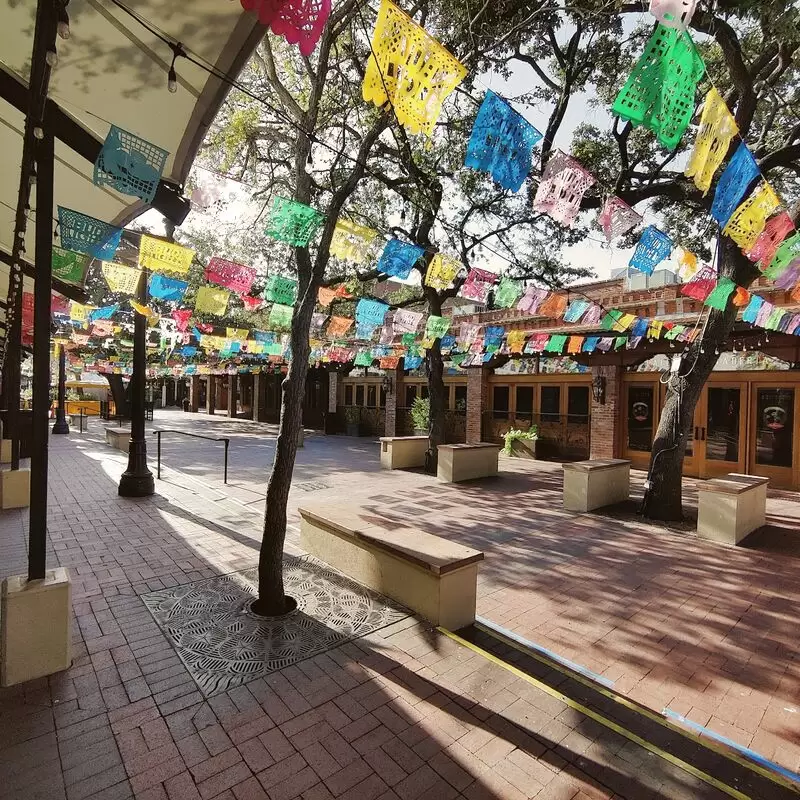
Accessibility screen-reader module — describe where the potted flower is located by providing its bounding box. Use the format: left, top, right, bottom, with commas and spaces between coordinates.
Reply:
344, 405, 361, 437
410, 397, 430, 436
503, 427, 538, 459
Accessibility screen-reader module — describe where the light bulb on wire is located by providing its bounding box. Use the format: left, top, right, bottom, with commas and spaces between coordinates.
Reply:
46, 49, 58, 68
167, 42, 184, 93
56, 2, 70, 39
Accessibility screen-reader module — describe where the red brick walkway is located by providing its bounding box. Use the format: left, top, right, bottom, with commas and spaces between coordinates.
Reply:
0, 418, 797, 799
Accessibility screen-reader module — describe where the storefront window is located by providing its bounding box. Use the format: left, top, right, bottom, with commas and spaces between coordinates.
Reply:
567, 386, 589, 424
344, 385, 353, 406
405, 385, 417, 408
756, 388, 794, 468
541, 386, 560, 423
706, 388, 740, 462
516, 386, 534, 421
355, 385, 365, 406
454, 385, 467, 412
627, 386, 653, 452
493, 386, 510, 419
367, 385, 377, 407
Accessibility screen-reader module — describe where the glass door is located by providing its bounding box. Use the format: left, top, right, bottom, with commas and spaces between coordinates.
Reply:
624, 383, 657, 470
749, 385, 796, 488
702, 385, 746, 478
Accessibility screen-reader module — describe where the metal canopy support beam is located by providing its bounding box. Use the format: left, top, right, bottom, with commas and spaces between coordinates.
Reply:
0, 250, 89, 304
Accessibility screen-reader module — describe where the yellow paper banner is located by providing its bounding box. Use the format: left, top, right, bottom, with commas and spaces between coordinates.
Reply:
195, 286, 230, 316
130, 300, 160, 326
139, 234, 195, 275
685, 88, 738, 195
329, 220, 380, 263
723, 183, 781, 251
102, 262, 141, 295
425, 254, 460, 290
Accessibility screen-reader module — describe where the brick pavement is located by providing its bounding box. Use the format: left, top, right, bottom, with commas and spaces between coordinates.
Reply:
0, 416, 796, 799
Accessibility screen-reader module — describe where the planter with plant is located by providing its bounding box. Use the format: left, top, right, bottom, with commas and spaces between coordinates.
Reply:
344, 405, 361, 437
410, 397, 430, 437
503, 427, 538, 459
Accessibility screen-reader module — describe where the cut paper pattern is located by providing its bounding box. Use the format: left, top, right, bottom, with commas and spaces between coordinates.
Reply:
747, 212, 794, 269
611, 24, 704, 150
703, 277, 736, 310
241, 296, 264, 310
650, 0, 698, 31
563, 300, 590, 323
149, 274, 188, 302
139, 235, 195, 275
765, 233, 800, 281
680, 266, 717, 300
239, 0, 331, 57
732, 287, 750, 307
773, 260, 800, 291
354, 350, 373, 367
392, 309, 423, 334
327, 316, 353, 338
630, 226, 673, 274
465, 91, 542, 191
684, 88, 738, 194
425, 254, 461, 290
533, 151, 596, 227
494, 277, 523, 309
538, 293, 567, 319
723, 184, 781, 251
102, 262, 141, 295
582, 304, 603, 326
317, 287, 337, 306
598, 196, 643, 242
507, 331, 527, 354
89, 305, 119, 322
264, 275, 298, 305
677, 248, 699, 281
205, 257, 257, 295
741, 295, 763, 324
266, 197, 324, 246
711, 143, 760, 227
459, 268, 497, 303
377, 239, 425, 279
356, 321, 379, 340
52, 247, 90, 286
424, 316, 450, 339
269, 304, 294, 330
58, 207, 122, 260
130, 301, 159, 325
329, 220, 380, 263
363, 0, 467, 136
356, 299, 389, 327
194, 286, 230, 316
93, 125, 168, 204
172, 309, 192, 331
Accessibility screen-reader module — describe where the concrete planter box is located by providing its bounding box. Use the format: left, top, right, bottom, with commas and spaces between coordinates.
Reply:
437, 443, 501, 483
508, 438, 538, 459
563, 459, 630, 512
345, 423, 360, 437
697, 474, 768, 545
380, 436, 428, 470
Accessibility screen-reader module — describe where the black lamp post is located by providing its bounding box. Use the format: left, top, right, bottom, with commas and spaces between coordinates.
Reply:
51, 342, 69, 434
118, 265, 154, 497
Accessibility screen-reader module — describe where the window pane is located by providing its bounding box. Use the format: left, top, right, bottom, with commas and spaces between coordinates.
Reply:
344, 385, 353, 406
493, 386, 510, 420
516, 386, 534, 416
567, 386, 589, 424
541, 386, 560, 423
756, 388, 794, 467
379, 387, 386, 407
405, 385, 417, 407
706, 388, 740, 462
355, 385, 364, 406
367, 385, 377, 407
627, 386, 653, 452
454, 385, 467, 411
421, 385, 429, 399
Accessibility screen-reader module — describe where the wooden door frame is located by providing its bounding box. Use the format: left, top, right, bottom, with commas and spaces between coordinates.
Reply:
747, 382, 799, 489
701, 383, 748, 479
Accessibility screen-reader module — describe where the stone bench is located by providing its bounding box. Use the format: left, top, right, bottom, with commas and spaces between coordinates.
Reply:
437, 443, 500, 483
697, 474, 768, 545
563, 459, 630, 512
299, 504, 484, 630
380, 436, 428, 470
105, 427, 131, 452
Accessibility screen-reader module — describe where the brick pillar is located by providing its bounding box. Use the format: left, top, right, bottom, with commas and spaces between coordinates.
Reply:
190, 376, 199, 412
227, 375, 238, 418
466, 366, 490, 443
327, 370, 338, 413
206, 376, 216, 415
216, 377, 227, 411
253, 372, 267, 422
383, 362, 405, 437
589, 365, 622, 460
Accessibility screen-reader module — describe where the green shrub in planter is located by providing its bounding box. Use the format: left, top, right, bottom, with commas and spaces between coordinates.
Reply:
344, 406, 361, 436
503, 427, 538, 457
410, 397, 430, 435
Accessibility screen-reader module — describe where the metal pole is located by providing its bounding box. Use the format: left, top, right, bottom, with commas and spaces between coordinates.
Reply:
118, 262, 154, 496
52, 342, 69, 434
28, 106, 54, 582
224, 439, 229, 484
157, 430, 161, 480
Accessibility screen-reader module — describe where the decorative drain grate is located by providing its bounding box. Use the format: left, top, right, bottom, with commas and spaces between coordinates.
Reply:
296, 481, 331, 492
141, 555, 409, 696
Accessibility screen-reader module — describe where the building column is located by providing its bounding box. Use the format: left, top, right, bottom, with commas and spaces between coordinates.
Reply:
327, 370, 338, 414
227, 375, 237, 418
384, 362, 405, 437
216, 377, 227, 411
190, 376, 199, 412
253, 372, 267, 422
589, 365, 622, 460
206, 376, 216, 415
466, 366, 490, 443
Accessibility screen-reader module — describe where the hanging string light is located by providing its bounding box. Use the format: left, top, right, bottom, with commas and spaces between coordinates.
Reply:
56, 0, 70, 39
167, 42, 185, 94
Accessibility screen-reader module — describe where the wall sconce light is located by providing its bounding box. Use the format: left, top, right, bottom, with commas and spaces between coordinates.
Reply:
592, 375, 606, 405
381, 375, 393, 395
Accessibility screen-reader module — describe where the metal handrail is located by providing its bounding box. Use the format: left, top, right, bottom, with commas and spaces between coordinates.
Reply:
151, 429, 230, 484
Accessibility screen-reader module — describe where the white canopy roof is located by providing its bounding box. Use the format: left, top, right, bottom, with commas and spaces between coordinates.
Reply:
0, 0, 265, 325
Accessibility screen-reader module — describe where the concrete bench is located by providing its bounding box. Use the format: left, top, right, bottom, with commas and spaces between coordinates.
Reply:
437, 443, 500, 483
105, 427, 131, 452
697, 474, 768, 545
563, 459, 630, 512
299, 504, 484, 630
380, 436, 428, 470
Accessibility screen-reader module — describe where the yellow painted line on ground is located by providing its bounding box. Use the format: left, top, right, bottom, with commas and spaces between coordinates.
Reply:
472, 620, 800, 796
438, 626, 750, 800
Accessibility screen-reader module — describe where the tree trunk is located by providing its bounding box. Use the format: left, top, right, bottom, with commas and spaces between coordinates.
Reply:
427, 340, 446, 473
642, 238, 759, 521
252, 261, 315, 616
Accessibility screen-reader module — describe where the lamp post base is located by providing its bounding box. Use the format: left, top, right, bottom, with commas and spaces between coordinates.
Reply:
51, 418, 69, 435
118, 468, 155, 497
